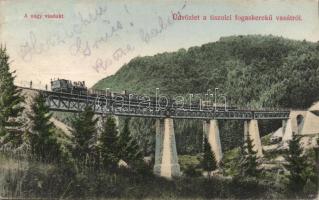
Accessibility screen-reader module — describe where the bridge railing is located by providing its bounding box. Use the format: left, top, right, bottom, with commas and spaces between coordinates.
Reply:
16, 81, 50, 91
15, 82, 303, 112
234, 106, 303, 112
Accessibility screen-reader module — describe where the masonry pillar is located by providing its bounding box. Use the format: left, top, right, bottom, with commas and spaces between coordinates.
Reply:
202, 120, 208, 152
154, 118, 180, 178
244, 120, 249, 139
245, 120, 263, 157
203, 120, 223, 163
282, 118, 293, 142
282, 119, 287, 138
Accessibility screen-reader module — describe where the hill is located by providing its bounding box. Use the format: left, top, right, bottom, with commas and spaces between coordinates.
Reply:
94, 35, 319, 109
93, 35, 319, 155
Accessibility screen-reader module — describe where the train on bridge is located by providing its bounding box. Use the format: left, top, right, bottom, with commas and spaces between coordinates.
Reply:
51, 78, 134, 96
50, 78, 236, 111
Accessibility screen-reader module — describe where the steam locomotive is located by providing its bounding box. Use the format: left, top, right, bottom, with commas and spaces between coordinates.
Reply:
50, 79, 128, 96
51, 79, 87, 94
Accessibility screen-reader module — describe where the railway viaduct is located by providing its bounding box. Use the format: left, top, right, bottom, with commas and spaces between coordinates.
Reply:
20, 86, 301, 179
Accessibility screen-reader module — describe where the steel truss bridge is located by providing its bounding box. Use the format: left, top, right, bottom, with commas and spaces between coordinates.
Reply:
20, 87, 290, 120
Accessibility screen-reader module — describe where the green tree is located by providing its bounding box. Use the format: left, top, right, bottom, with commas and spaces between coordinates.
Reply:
284, 133, 317, 194
0, 46, 24, 148
99, 116, 119, 171
27, 94, 61, 163
118, 118, 143, 166
70, 106, 98, 170
201, 137, 217, 178
238, 133, 261, 178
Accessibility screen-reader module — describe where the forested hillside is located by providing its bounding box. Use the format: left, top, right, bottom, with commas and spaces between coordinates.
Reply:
93, 35, 319, 154
94, 35, 319, 109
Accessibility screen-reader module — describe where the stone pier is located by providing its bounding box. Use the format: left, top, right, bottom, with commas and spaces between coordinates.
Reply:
203, 120, 223, 163
282, 111, 307, 142
154, 118, 180, 178
282, 118, 293, 141
244, 120, 263, 157
282, 119, 287, 138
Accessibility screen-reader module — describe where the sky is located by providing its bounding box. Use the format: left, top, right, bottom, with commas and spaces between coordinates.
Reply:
0, 0, 319, 88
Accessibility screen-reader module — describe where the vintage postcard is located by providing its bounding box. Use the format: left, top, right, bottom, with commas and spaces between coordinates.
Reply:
0, 0, 319, 199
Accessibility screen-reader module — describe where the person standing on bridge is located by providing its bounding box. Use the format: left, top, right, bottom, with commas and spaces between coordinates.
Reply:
30, 80, 32, 89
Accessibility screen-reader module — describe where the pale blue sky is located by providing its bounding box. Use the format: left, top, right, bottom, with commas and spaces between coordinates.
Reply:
0, 0, 318, 87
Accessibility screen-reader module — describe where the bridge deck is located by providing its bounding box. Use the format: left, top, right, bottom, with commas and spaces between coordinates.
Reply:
19, 87, 291, 120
